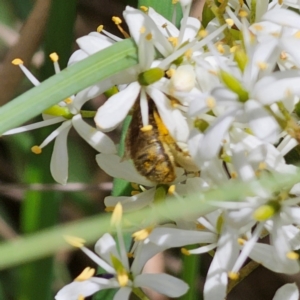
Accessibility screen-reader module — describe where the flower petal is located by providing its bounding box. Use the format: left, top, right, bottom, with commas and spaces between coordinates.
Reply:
273, 283, 299, 300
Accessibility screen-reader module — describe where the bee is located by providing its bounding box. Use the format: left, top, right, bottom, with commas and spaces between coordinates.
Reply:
126, 99, 198, 184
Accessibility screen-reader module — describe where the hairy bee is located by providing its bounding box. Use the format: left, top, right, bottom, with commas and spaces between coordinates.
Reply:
126, 99, 197, 184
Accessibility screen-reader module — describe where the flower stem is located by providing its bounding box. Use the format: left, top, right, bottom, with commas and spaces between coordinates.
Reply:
80, 110, 97, 118
132, 287, 150, 300
250, 0, 256, 24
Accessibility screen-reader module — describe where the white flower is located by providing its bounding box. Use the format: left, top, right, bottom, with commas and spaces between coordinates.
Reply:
273, 283, 299, 300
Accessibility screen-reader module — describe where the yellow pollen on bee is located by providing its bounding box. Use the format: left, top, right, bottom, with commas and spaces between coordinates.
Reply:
252, 24, 263, 31
117, 271, 129, 287
140, 26, 146, 34
231, 172, 238, 179
217, 43, 225, 54
49, 52, 59, 62
181, 248, 191, 255
146, 33, 152, 41
286, 251, 299, 260
198, 29, 208, 38
280, 51, 287, 60
184, 49, 193, 59
132, 226, 153, 241
257, 62, 268, 70
258, 162, 267, 170
168, 185, 176, 195
206, 97, 216, 109
111, 202, 123, 226
105, 206, 115, 212
238, 10, 248, 17
12, 58, 24, 65
31, 145, 42, 154
225, 18, 234, 27
75, 267, 95, 282
64, 235, 86, 248
97, 25, 104, 33
237, 238, 246, 246
140, 125, 153, 132
131, 190, 140, 196
166, 68, 176, 78
64, 97, 73, 104
168, 37, 178, 47
228, 272, 239, 280
140, 6, 148, 12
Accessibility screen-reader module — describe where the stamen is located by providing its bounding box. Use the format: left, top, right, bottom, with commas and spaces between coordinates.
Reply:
168, 37, 178, 47
132, 226, 153, 241
206, 97, 216, 109
225, 18, 234, 27
127, 252, 134, 258
238, 10, 248, 17
97, 25, 104, 33
217, 43, 225, 54
105, 206, 115, 212
228, 272, 239, 280
64, 97, 73, 104
286, 251, 299, 260
12, 58, 40, 86
49, 52, 59, 62
131, 182, 139, 190
112, 16, 130, 38
131, 191, 140, 196
78, 295, 84, 300
252, 24, 263, 31
258, 162, 267, 170
140, 26, 146, 34
168, 185, 176, 195
140, 125, 153, 132
111, 202, 123, 226
231, 172, 238, 179
64, 235, 86, 248
166, 68, 176, 78
117, 270, 129, 287
75, 267, 95, 281
146, 33, 152, 41
237, 238, 246, 246
280, 51, 287, 60
140, 6, 148, 12
31, 145, 42, 154
184, 49, 193, 59
198, 29, 208, 38
181, 248, 191, 255
257, 62, 268, 70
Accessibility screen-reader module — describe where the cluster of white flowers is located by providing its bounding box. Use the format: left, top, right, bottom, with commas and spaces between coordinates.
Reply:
6, 0, 300, 299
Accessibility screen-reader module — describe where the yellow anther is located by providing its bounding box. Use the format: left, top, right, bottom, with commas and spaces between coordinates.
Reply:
226, 18, 234, 27
31, 145, 42, 154
112, 16, 122, 25
117, 271, 129, 287
97, 25, 104, 33
75, 267, 95, 282
257, 62, 268, 70
140, 6, 148, 12
166, 68, 175, 78
206, 97, 216, 109
184, 49, 193, 59
172, 0, 179, 4
280, 51, 287, 60
131, 182, 139, 190
217, 44, 225, 54
140, 26, 146, 34
294, 31, 300, 38
253, 204, 275, 221
131, 190, 140, 196
196, 223, 206, 230
127, 252, 134, 258
228, 272, 239, 280
168, 37, 178, 47
111, 202, 123, 226
239, 0, 244, 5
198, 29, 208, 38
105, 206, 115, 212
181, 248, 191, 256
64, 97, 73, 104
132, 227, 153, 241
78, 295, 85, 300
230, 46, 238, 53
49, 52, 59, 62
146, 33, 152, 41
140, 125, 153, 132
278, 0, 283, 4
258, 162, 267, 170
238, 10, 248, 17
252, 24, 263, 31
286, 251, 299, 260
64, 235, 86, 248
12, 58, 24, 65
231, 172, 238, 179
168, 185, 176, 194
237, 238, 246, 246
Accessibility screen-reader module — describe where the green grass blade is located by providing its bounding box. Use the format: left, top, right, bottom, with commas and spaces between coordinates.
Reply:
0, 38, 137, 135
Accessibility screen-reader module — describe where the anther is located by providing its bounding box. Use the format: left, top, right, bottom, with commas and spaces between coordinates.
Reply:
111, 202, 123, 226
181, 248, 191, 255
140, 6, 148, 12
97, 25, 104, 33
75, 267, 95, 281
168, 185, 176, 195
140, 125, 153, 132
166, 69, 176, 78
238, 10, 248, 17
64, 235, 86, 248
112, 16, 130, 38
12, 58, 24, 65
49, 52, 59, 62
226, 18, 234, 27
31, 145, 42, 154
168, 37, 178, 47
287, 251, 299, 260
64, 97, 73, 104
228, 272, 239, 280
198, 29, 208, 38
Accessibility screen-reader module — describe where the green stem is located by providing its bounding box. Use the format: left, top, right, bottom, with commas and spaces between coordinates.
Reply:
80, 110, 97, 118
250, 0, 256, 24
132, 287, 150, 300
